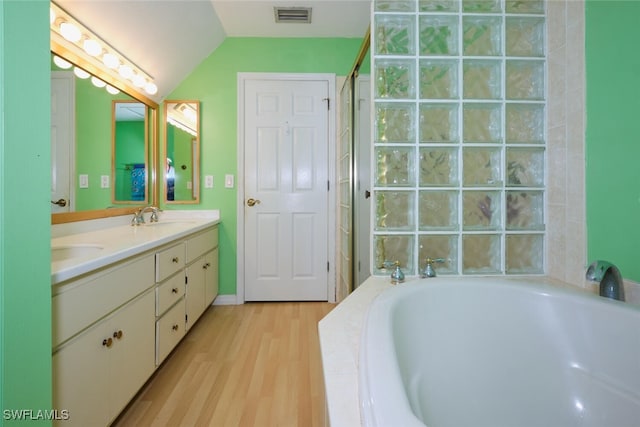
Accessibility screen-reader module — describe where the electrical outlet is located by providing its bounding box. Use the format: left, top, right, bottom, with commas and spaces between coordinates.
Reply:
101, 175, 110, 188
79, 174, 89, 188
224, 174, 234, 188
205, 175, 214, 188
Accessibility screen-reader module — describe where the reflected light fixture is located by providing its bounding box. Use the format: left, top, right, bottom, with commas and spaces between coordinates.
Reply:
50, 1, 158, 98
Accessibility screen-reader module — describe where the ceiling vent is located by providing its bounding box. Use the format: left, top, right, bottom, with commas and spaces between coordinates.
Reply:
274, 7, 312, 24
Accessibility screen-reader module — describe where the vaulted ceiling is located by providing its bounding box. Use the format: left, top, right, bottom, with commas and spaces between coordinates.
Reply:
55, 0, 371, 101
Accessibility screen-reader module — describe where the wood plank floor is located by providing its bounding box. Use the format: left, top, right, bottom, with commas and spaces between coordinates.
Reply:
113, 301, 334, 427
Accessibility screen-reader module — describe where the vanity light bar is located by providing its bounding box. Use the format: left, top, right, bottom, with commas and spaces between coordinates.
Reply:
49, 2, 158, 97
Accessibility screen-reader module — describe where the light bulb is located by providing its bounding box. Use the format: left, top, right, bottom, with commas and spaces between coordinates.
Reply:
53, 55, 72, 70
73, 67, 90, 79
132, 73, 146, 88
118, 64, 133, 80
91, 76, 106, 88
106, 85, 120, 95
83, 39, 102, 57
60, 22, 81, 43
144, 82, 158, 95
102, 53, 119, 69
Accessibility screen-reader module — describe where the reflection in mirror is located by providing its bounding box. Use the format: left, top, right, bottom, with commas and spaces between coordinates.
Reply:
112, 100, 148, 204
164, 101, 200, 204
50, 50, 158, 224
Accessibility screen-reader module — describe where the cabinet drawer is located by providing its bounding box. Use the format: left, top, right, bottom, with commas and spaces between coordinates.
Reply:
155, 243, 185, 282
53, 255, 154, 348
156, 273, 185, 316
155, 298, 185, 365
186, 227, 218, 264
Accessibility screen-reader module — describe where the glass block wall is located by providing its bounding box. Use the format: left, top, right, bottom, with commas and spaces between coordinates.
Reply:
372, 0, 546, 276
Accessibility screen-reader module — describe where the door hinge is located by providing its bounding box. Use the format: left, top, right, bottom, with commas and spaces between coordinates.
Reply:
323, 97, 330, 110
327, 261, 330, 272
185, 276, 188, 284
327, 180, 330, 191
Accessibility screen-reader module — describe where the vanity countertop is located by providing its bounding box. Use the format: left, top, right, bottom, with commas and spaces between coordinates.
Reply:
51, 210, 220, 285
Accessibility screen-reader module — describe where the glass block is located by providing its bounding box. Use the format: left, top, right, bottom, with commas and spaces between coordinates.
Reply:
462, 234, 501, 274
419, 190, 459, 230
506, 60, 544, 100
419, 15, 459, 56
463, 0, 502, 13
375, 14, 416, 56
374, 234, 416, 275
419, 103, 458, 143
375, 58, 416, 99
462, 190, 501, 230
463, 103, 502, 143
419, 147, 459, 186
506, 147, 544, 187
419, 0, 459, 12
506, 0, 544, 14
463, 60, 502, 99
506, 234, 544, 274
419, 234, 458, 274
463, 147, 502, 187
375, 102, 416, 143
420, 60, 459, 99
505, 103, 544, 144
375, 190, 416, 231
506, 17, 545, 57
463, 16, 502, 56
506, 191, 544, 230
375, 146, 416, 187
375, 0, 416, 12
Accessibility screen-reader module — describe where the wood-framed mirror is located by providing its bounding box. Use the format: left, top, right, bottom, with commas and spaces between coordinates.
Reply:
51, 43, 158, 224
163, 100, 200, 204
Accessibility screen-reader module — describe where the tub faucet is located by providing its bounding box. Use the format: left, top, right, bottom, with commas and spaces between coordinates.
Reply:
585, 260, 625, 301
131, 206, 159, 226
421, 257, 445, 278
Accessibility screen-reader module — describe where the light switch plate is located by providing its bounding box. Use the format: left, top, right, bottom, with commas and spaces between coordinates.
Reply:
224, 174, 234, 188
205, 175, 214, 188
101, 175, 110, 188
79, 174, 89, 188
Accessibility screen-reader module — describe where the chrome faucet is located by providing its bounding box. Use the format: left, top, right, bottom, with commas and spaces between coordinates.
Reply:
421, 257, 445, 278
586, 260, 625, 301
131, 206, 159, 226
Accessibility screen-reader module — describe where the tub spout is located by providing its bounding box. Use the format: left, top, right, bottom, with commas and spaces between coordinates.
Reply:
585, 260, 625, 301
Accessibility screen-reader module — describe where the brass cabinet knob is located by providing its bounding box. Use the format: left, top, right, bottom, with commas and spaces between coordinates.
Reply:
172, 257, 179, 263
113, 330, 123, 340
172, 324, 179, 332
102, 337, 113, 348
171, 287, 179, 294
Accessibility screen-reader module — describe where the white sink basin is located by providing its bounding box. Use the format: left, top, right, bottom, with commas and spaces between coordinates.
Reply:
52, 244, 104, 262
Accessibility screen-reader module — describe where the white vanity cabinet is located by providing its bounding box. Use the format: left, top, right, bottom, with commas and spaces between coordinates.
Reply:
52, 218, 219, 427
185, 227, 219, 330
52, 257, 156, 427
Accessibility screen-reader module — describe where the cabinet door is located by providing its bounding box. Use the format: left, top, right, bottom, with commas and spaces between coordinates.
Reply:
185, 259, 206, 331
204, 248, 219, 306
108, 290, 156, 423
53, 318, 112, 426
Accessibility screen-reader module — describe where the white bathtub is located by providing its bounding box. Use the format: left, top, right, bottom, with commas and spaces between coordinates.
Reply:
359, 277, 640, 427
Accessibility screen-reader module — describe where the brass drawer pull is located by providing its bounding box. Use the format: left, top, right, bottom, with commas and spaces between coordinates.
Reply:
171, 287, 179, 294
172, 324, 179, 332
113, 330, 123, 340
172, 257, 179, 263
102, 337, 113, 348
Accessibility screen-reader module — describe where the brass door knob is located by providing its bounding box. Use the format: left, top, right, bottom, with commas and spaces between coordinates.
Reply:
51, 198, 67, 207
246, 198, 261, 207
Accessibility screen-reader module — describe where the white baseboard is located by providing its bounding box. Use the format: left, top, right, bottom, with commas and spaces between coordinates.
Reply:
212, 294, 239, 306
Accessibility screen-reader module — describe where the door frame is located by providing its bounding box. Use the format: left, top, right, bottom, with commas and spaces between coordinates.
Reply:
236, 72, 337, 304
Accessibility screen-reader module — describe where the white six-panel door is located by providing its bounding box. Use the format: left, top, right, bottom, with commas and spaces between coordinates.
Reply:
242, 76, 331, 301
51, 71, 75, 213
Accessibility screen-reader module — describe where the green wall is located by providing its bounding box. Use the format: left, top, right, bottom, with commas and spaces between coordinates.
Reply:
585, 1, 640, 281
1, 1, 52, 425
163, 37, 364, 295
114, 120, 145, 201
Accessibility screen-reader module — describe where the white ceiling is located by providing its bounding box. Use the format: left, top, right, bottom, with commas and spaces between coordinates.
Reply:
55, 0, 371, 101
